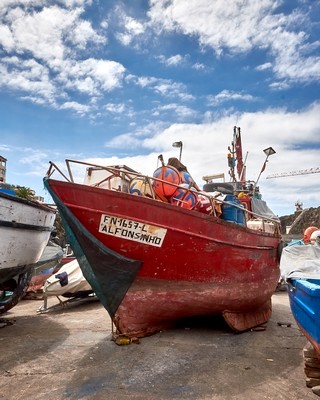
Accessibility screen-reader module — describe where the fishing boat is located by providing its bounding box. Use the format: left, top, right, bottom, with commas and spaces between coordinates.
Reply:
44, 128, 281, 338
281, 229, 320, 356
0, 190, 56, 313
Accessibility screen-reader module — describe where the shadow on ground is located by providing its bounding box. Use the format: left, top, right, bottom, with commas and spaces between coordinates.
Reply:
64, 299, 306, 399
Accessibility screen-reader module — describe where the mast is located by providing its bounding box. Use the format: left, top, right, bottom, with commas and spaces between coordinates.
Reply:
227, 127, 237, 182
234, 126, 246, 182
228, 126, 245, 182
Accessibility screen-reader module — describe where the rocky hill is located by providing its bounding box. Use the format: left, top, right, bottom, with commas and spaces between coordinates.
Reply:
280, 206, 320, 236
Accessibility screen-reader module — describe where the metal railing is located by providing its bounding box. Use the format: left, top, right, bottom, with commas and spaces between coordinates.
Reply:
46, 159, 281, 234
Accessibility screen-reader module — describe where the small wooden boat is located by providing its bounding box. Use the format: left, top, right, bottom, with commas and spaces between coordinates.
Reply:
44, 129, 281, 338
0, 190, 56, 312
280, 233, 320, 357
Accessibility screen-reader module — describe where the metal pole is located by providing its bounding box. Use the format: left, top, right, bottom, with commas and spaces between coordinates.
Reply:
253, 154, 268, 195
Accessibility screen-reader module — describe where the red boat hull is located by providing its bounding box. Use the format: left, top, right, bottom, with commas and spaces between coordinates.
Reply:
116, 278, 273, 337
45, 179, 281, 337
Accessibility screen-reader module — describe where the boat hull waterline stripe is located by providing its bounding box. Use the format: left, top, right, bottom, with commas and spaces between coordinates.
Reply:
0, 220, 53, 232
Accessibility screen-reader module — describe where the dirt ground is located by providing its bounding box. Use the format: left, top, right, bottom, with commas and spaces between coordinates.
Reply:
0, 292, 316, 400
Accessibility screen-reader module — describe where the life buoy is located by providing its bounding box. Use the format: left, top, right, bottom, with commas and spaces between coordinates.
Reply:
303, 226, 319, 244
171, 184, 198, 210
310, 229, 320, 245
129, 177, 153, 197
153, 166, 181, 198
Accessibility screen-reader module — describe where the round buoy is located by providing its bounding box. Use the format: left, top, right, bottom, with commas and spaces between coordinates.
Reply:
195, 193, 213, 214
303, 226, 319, 244
129, 177, 153, 197
153, 166, 181, 198
171, 184, 198, 210
180, 170, 193, 185
310, 229, 320, 246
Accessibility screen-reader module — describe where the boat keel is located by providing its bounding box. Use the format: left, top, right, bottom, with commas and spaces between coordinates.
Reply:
223, 299, 272, 332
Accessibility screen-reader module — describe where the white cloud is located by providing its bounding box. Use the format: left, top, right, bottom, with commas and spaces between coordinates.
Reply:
0, 2, 125, 113
100, 19, 108, 29
58, 58, 125, 95
105, 121, 168, 150
154, 81, 194, 100
269, 81, 290, 90
158, 54, 184, 66
66, 18, 105, 49
3, 102, 319, 215
0, 144, 12, 152
152, 103, 197, 119
128, 75, 158, 87
192, 62, 206, 71
0, 24, 15, 51
113, 4, 145, 46
148, 0, 320, 84
4, 6, 80, 63
99, 102, 320, 215
60, 101, 91, 115
207, 90, 255, 106
128, 74, 194, 101
148, 0, 280, 53
20, 148, 49, 167
105, 103, 126, 114
59, 0, 92, 7
104, 101, 136, 119
3, 4, 105, 63
0, 57, 57, 103
104, 133, 142, 149
256, 62, 272, 71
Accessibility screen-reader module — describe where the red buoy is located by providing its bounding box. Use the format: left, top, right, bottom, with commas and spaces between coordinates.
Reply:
304, 226, 319, 244
195, 194, 213, 214
171, 184, 198, 210
153, 166, 181, 198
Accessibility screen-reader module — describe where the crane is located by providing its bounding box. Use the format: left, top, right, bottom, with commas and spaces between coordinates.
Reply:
266, 167, 320, 179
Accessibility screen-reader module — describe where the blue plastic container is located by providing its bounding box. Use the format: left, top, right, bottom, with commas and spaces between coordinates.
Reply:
221, 195, 246, 225
236, 204, 246, 226
221, 195, 238, 223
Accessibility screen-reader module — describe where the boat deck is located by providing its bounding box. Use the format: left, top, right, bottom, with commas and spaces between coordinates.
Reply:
0, 292, 315, 400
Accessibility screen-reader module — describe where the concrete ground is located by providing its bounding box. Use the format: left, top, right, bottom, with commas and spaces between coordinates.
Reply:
0, 292, 316, 400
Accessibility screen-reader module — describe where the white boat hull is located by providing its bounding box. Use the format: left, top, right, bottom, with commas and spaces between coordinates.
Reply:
0, 192, 56, 277
1, 228, 55, 270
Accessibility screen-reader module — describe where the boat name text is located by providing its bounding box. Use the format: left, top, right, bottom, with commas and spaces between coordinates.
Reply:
99, 214, 167, 247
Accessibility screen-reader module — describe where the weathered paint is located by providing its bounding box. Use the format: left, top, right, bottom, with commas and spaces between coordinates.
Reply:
288, 279, 320, 358
46, 178, 281, 337
0, 192, 56, 273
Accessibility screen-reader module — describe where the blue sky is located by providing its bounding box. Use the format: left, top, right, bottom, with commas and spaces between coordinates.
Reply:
0, 0, 319, 217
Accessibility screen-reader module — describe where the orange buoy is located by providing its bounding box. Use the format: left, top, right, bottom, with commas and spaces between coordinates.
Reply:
303, 226, 319, 244
153, 166, 181, 198
310, 229, 320, 245
171, 184, 198, 210
180, 170, 193, 184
